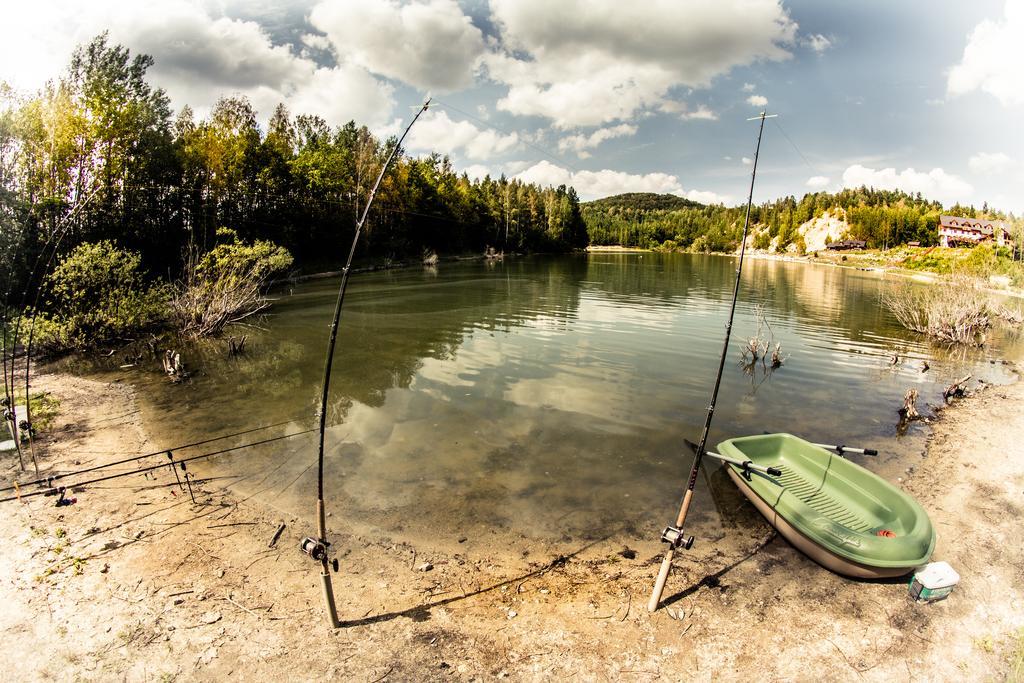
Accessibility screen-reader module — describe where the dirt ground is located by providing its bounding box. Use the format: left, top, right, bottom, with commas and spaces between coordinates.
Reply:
1, 368, 1022, 682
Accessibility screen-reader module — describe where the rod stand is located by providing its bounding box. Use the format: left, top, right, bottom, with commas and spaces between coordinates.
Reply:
181, 462, 196, 503
167, 451, 184, 490
661, 526, 694, 550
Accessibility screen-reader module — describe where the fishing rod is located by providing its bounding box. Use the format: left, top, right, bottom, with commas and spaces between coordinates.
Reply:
647, 111, 775, 613
0, 416, 307, 494
300, 98, 432, 629
0, 428, 314, 504
4, 184, 101, 475
1, 262, 23, 470
20, 186, 105, 475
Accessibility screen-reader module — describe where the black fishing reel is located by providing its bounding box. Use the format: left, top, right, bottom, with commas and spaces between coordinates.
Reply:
661, 525, 694, 550
299, 537, 339, 571
300, 536, 328, 561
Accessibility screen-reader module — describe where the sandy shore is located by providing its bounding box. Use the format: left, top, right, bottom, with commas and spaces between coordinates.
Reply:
1, 366, 1022, 681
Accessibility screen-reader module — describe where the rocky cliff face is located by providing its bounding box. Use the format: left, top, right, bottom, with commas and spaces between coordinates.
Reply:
794, 208, 849, 253
742, 208, 850, 254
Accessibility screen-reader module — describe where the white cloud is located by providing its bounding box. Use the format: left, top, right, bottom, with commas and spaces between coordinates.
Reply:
310, 0, 485, 92
301, 33, 332, 52
406, 109, 518, 160
948, 0, 1024, 106
742, 82, 756, 92
841, 164, 974, 206
557, 124, 637, 158
658, 101, 718, 120
742, 157, 754, 165
0, 0, 396, 128
514, 160, 728, 203
462, 164, 493, 180
684, 189, 729, 204
806, 175, 830, 188
486, 0, 796, 128
680, 105, 719, 121
968, 151, 1016, 175
802, 33, 832, 53
747, 94, 768, 107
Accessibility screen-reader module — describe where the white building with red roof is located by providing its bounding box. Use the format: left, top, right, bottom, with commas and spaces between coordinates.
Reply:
938, 215, 1012, 248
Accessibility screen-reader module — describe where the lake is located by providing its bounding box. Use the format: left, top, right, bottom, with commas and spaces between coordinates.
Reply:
59, 253, 1023, 560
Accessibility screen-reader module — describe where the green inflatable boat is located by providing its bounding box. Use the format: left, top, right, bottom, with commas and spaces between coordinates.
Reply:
717, 433, 935, 578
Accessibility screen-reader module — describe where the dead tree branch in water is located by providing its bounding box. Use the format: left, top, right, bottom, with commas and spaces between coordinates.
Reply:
943, 375, 972, 402
227, 335, 247, 356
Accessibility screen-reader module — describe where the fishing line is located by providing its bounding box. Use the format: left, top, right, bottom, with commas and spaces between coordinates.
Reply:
772, 119, 820, 177
432, 100, 584, 175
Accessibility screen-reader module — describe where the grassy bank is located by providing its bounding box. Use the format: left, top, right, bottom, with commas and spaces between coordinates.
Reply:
808, 244, 1024, 289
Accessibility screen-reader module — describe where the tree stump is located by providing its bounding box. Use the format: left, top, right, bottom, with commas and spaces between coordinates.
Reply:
898, 388, 920, 422
163, 349, 187, 381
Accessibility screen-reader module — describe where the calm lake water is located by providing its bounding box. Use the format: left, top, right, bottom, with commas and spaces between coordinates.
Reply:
60, 253, 1023, 558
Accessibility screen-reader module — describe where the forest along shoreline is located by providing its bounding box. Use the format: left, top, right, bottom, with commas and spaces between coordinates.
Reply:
1, 359, 1021, 680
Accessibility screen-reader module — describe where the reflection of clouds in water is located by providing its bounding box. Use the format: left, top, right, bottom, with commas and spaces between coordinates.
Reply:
120, 256, 1024, 554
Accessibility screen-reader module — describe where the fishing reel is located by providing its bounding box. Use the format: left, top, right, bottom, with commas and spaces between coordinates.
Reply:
661, 525, 694, 550
300, 536, 328, 561
43, 486, 77, 508
299, 537, 339, 572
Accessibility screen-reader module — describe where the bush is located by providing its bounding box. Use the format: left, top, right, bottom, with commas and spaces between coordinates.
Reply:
171, 228, 293, 336
753, 229, 772, 251
29, 241, 168, 352
882, 275, 991, 345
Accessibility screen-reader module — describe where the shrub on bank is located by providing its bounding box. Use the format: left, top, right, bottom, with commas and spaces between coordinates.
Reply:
171, 228, 293, 336
882, 275, 991, 345
29, 241, 169, 353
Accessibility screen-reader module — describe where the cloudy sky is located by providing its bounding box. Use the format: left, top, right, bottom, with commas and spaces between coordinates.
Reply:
3, 0, 1022, 211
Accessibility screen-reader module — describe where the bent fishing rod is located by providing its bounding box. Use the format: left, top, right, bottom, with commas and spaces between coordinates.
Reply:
300, 98, 431, 629
647, 111, 775, 613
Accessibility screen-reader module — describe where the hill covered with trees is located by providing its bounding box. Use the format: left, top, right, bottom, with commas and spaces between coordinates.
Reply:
583, 188, 1022, 253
